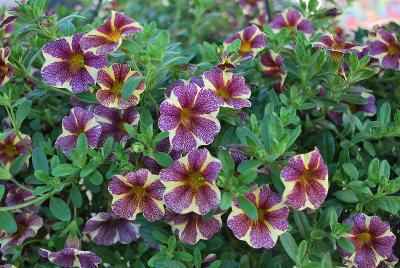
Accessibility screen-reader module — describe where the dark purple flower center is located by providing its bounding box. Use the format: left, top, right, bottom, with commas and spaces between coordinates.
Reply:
187, 170, 206, 187
69, 54, 85, 70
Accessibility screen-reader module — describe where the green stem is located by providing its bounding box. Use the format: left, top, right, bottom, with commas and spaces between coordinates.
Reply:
0, 193, 50, 212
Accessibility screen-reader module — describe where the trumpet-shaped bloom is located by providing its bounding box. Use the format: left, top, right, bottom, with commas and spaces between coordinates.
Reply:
202, 67, 251, 109
280, 148, 328, 210
313, 34, 363, 61
158, 83, 220, 151
83, 212, 140, 246
39, 248, 102, 268
80, 11, 143, 55
160, 148, 222, 215
41, 33, 107, 93
369, 28, 400, 70
55, 107, 101, 156
0, 47, 13, 87
339, 213, 396, 268
96, 63, 145, 109
0, 132, 31, 168
270, 9, 313, 35
260, 51, 287, 88
108, 169, 165, 221
227, 186, 289, 249
224, 24, 266, 59
165, 209, 224, 245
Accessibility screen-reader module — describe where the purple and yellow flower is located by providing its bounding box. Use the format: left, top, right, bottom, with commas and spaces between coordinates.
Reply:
158, 83, 220, 151
80, 11, 143, 55
0, 132, 31, 168
0, 213, 43, 254
165, 209, 223, 245
0, 12, 17, 38
41, 33, 107, 93
369, 28, 400, 70
160, 148, 221, 215
164, 77, 204, 98
312, 34, 363, 61
94, 105, 139, 145
339, 213, 396, 268
39, 248, 102, 268
260, 51, 287, 88
377, 254, 398, 268
270, 9, 313, 35
108, 168, 165, 222
202, 67, 251, 109
224, 24, 266, 59
280, 148, 328, 211
55, 107, 101, 156
83, 211, 140, 246
227, 186, 289, 249
143, 138, 182, 174
0, 48, 13, 87
96, 63, 145, 109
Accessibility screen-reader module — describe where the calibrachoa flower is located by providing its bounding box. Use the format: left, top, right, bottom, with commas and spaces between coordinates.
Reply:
164, 77, 204, 98
227, 186, 289, 249
312, 34, 363, 61
160, 148, 222, 215
5, 186, 39, 212
270, 9, 313, 35
0, 48, 13, 87
0, 132, 31, 168
377, 254, 398, 268
55, 107, 101, 156
94, 105, 139, 145
39, 248, 102, 268
280, 148, 328, 210
80, 11, 143, 55
41, 33, 107, 93
202, 67, 251, 109
108, 168, 165, 221
158, 83, 220, 151
369, 28, 400, 69
0, 213, 43, 254
96, 63, 145, 109
224, 24, 266, 59
260, 51, 287, 86
165, 209, 224, 245
83, 212, 140, 246
339, 213, 396, 268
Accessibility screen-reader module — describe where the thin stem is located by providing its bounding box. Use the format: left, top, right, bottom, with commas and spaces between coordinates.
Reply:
0, 193, 50, 212
11, 177, 35, 194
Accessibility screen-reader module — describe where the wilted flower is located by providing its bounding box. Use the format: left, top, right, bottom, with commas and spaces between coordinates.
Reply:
80, 11, 143, 55
270, 9, 313, 35
39, 248, 102, 268
165, 209, 224, 244
0, 48, 13, 87
158, 83, 220, 151
227, 186, 289, 249
41, 33, 107, 93
142, 138, 182, 174
108, 168, 165, 221
94, 105, 139, 145
96, 63, 145, 109
0, 132, 31, 168
280, 148, 328, 210
0, 213, 43, 253
55, 107, 101, 156
339, 213, 396, 268
312, 34, 363, 61
83, 212, 140, 246
369, 28, 400, 70
224, 24, 266, 59
260, 51, 287, 88
160, 148, 222, 215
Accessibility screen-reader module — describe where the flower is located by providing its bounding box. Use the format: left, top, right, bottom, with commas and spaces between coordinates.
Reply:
312, 34, 363, 61
160, 148, 222, 215
94, 105, 139, 145
41, 33, 107, 93
164, 77, 204, 98
227, 186, 289, 249
108, 168, 165, 221
55, 107, 101, 156
0, 132, 31, 168
80, 11, 143, 55
260, 51, 287, 88
143, 138, 182, 174
96, 63, 145, 109
158, 83, 220, 151
369, 28, 400, 69
280, 148, 328, 210
202, 67, 251, 109
0, 213, 43, 254
0, 47, 13, 87
0, 12, 16, 39
224, 24, 266, 59
270, 9, 312, 35
39, 248, 102, 268
83, 212, 140, 246
339, 213, 396, 268
165, 209, 224, 245
5, 185, 39, 212
377, 254, 398, 268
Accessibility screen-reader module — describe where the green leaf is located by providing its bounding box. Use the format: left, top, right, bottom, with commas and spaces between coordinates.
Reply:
219, 192, 232, 210
368, 196, 400, 215
49, 197, 71, 222
70, 184, 83, 208
9, 154, 29, 176
320, 253, 332, 268
76, 133, 88, 153
239, 255, 250, 268
218, 150, 235, 177
296, 240, 307, 264
237, 160, 262, 173
87, 170, 103, 185
237, 196, 258, 221
121, 76, 143, 101
377, 102, 391, 124
75, 92, 98, 103
280, 232, 298, 263
0, 185, 5, 200
175, 251, 193, 262
152, 230, 168, 244
16, 100, 32, 129
193, 248, 201, 268
154, 152, 173, 167
0, 166, 12, 180
335, 189, 358, 203
0, 212, 17, 233
52, 164, 79, 177
343, 163, 358, 180
32, 147, 49, 172
337, 237, 355, 253
124, 123, 139, 139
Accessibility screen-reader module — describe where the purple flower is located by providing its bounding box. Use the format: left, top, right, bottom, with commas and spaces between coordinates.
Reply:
227, 186, 289, 249
160, 149, 222, 215
39, 248, 102, 268
164, 77, 204, 98
0, 132, 31, 168
377, 254, 398, 268
83, 212, 140, 246
0, 12, 17, 39
369, 28, 400, 69
158, 83, 220, 151
0, 47, 13, 87
41, 33, 107, 93
270, 9, 312, 35
260, 50, 287, 90
55, 107, 101, 156
5, 185, 39, 212
339, 213, 396, 268
313, 34, 363, 61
